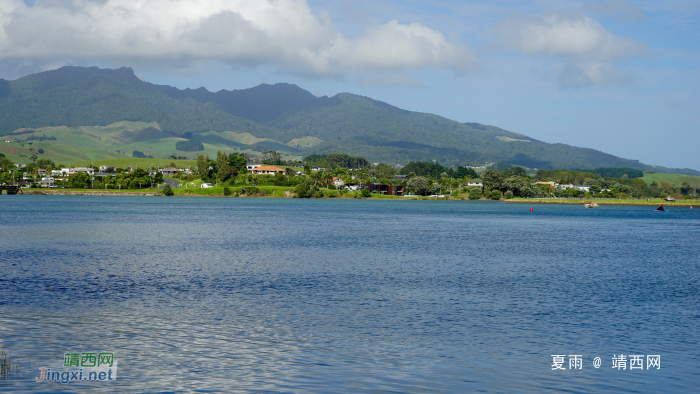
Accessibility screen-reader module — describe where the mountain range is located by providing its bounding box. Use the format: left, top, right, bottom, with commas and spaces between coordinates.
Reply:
0, 66, 696, 175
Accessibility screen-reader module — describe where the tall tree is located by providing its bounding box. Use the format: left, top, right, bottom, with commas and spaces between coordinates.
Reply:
197, 154, 209, 180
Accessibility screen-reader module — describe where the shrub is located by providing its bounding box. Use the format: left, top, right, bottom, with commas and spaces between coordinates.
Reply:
361, 189, 371, 198
503, 190, 514, 199
490, 190, 502, 200
468, 187, 482, 200
295, 182, 314, 198
315, 189, 325, 198
162, 184, 174, 196
223, 187, 231, 196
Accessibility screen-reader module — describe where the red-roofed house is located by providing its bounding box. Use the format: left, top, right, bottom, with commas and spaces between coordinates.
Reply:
251, 166, 286, 175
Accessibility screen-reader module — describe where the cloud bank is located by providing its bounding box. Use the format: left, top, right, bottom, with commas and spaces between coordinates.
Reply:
496, 11, 649, 89
0, 0, 477, 77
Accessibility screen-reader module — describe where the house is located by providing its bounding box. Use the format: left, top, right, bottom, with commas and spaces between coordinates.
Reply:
394, 175, 407, 182
559, 184, 574, 190
251, 165, 286, 175
362, 183, 405, 196
37, 169, 47, 176
98, 165, 115, 173
467, 179, 483, 188
574, 185, 590, 192
60, 167, 94, 176
160, 167, 179, 175
14, 163, 26, 168
311, 167, 325, 172
246, 163, 261, 171
332, 177, 345, 188
201, 183, 214, 188
39, 177, 54, 187
51, 170, 63, 177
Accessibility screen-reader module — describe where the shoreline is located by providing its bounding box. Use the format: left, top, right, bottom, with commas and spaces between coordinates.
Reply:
14, 190, 698, 206
504, 199, 696, 207
20, 189, 161, 197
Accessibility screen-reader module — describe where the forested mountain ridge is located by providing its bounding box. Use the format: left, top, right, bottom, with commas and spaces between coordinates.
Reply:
0, 66, 696, 175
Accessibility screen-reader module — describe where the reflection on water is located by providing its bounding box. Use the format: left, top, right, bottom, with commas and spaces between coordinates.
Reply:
1, 196, 698, 392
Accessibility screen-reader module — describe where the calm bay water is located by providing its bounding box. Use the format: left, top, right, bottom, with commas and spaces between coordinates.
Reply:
0, 196, 698, 393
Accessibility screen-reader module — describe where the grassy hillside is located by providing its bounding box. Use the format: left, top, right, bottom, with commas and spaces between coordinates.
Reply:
642, 173, 700, 186
0, 121, 302, 164
69, 158, 197, 169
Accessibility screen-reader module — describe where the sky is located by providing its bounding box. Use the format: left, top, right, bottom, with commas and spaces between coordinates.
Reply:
2, 0, 698, 170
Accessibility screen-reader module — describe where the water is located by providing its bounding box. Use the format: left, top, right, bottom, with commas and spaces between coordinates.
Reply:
0, 196, 698, 392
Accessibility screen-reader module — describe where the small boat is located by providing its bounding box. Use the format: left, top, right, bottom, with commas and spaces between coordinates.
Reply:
657, 205, 665, 211
583, 201, 599, 208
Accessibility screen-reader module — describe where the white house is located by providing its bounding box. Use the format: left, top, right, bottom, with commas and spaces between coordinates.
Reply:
60, 167, 94, 176
246, 163, 261, 171
559, 184, 590, 192
332, 177, 345, 188
467, 179, 483, 188
201, 183, 214, 188
311, 167, 325, 172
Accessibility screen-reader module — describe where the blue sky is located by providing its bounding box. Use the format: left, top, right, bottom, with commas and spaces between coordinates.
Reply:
5, 0, 699, 170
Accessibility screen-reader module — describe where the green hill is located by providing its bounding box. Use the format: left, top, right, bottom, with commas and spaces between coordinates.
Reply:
0, 66, 697, 175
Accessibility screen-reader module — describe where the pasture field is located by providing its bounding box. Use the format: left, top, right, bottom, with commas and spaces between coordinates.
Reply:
642, 172, 700, 187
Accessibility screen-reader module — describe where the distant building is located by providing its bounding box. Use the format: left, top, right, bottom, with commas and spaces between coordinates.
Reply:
98, 165, 115, 173
332, 177, 345, 188
310, 167, 325, 172
394, 175, 407, 182
60, 167, 94, 176
361, 183, 404, 196
160, 167, 179, 175
467, 179, 483, 188
251, 166, 286, 175
246, 163, 261, 171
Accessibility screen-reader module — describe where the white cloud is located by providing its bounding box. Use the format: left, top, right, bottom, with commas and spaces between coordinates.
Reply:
0, 0, 478, 77
496, 11, 648, 89
582, 0, 645, 22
